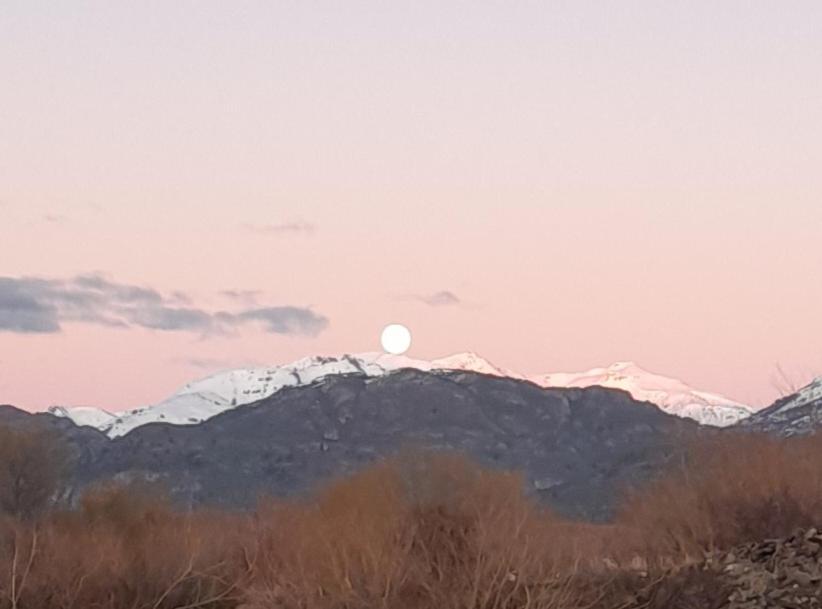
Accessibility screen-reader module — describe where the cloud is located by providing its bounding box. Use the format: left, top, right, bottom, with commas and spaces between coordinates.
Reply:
0, 279, 60, 333
243, 221, 316, 236
0, 274, 328, 337
231, 307, 328, 336
72, 274, 164, 305
128, 306, 214, 331
179, 357, 264, 371
414, 290, 462, 307
220, 289, 262, 305
42, 214, 69, 225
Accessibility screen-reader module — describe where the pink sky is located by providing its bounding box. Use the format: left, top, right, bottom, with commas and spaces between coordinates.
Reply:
1, 3, 821, 411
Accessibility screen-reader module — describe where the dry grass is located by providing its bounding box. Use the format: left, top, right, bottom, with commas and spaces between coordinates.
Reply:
2, 428, 822, 608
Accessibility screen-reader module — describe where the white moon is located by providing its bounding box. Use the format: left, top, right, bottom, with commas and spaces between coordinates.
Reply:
380, 323, 412, 355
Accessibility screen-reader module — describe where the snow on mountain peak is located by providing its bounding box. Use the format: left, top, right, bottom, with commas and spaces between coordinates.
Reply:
87, 353, 434, 437
739, 377, 822, 436
770, 377, 822, 415
609, 361, 637, 370
430, 352, 524, 379
50, 354, 753, 436
533, 361, 752, 427
790, 377, 822, 408
48, 405, 116, 429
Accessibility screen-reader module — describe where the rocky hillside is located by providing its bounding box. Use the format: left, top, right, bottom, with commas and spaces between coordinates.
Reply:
740, 378, 822, 436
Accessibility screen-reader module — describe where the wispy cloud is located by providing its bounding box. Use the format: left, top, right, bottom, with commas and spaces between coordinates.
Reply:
400, 290, 462, 307
177, 357, 264, 371
220, 289, 262, 306
42, 213, 69, 225
420, 290, 461, 306
0, 274, 328, 337
243, 221, 316, 236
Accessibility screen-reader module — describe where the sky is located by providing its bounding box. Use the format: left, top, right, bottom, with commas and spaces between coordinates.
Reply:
1, 1, 821, 411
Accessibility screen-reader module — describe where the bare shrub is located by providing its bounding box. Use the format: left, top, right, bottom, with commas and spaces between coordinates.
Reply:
2, 438, 820, 608
245, 452, 580, 609
618, 433, 822, 561
0, 482, 252, 609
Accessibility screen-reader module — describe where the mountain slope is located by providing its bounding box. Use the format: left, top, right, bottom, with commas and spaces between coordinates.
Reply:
78, 369, 700, 520
740, 377, 822, 436
51, 353, 751, 436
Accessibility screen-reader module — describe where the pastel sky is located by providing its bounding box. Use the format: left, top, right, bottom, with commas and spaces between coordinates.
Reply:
2, 2, 821, 412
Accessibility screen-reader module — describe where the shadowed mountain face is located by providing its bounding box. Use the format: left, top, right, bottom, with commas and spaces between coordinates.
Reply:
3, 370, 705, 520
42, 370, 699, 520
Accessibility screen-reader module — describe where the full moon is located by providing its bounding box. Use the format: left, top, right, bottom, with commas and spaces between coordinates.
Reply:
380, 323, 412, 355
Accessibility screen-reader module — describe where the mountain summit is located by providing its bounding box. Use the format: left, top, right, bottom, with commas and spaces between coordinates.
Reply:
534, 361, 752, 427
49, 353, 751, 436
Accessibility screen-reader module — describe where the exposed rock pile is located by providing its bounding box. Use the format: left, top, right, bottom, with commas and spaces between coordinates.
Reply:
596, 529, 822, 609
707, 528, 822, 608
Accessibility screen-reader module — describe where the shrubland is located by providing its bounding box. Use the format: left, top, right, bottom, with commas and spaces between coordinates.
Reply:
1, 425, 822, 609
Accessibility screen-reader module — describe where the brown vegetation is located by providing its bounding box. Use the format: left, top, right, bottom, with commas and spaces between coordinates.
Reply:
0, 426, 68, 520
619, 433, 822, 562
1, 425, 822, 608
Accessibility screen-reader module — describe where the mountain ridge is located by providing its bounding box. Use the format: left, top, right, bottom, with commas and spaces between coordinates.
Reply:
49, 352, 752, 436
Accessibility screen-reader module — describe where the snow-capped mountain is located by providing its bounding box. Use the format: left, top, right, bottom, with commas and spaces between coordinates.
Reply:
51, 353, 501, 437
742, 377, 822, 436
533, 361, 753, 427
49, 353, 752, 436
24, 368, 701, 520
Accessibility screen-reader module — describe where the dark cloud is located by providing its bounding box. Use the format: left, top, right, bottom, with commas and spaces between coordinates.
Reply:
243, 221, 316, 236
72, 274, 164, 305
417, 290, 462, 307
0, 274, 328, 337
127, 307, 214, 332
0, 279, 60, 333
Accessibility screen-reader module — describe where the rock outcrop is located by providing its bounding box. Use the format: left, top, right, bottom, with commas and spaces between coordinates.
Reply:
707, 528, 822, 608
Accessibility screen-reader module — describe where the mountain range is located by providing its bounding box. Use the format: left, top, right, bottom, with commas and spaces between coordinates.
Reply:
48, 353, 754, 436
7, 369, 700, 520
3, 358, 820, 520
